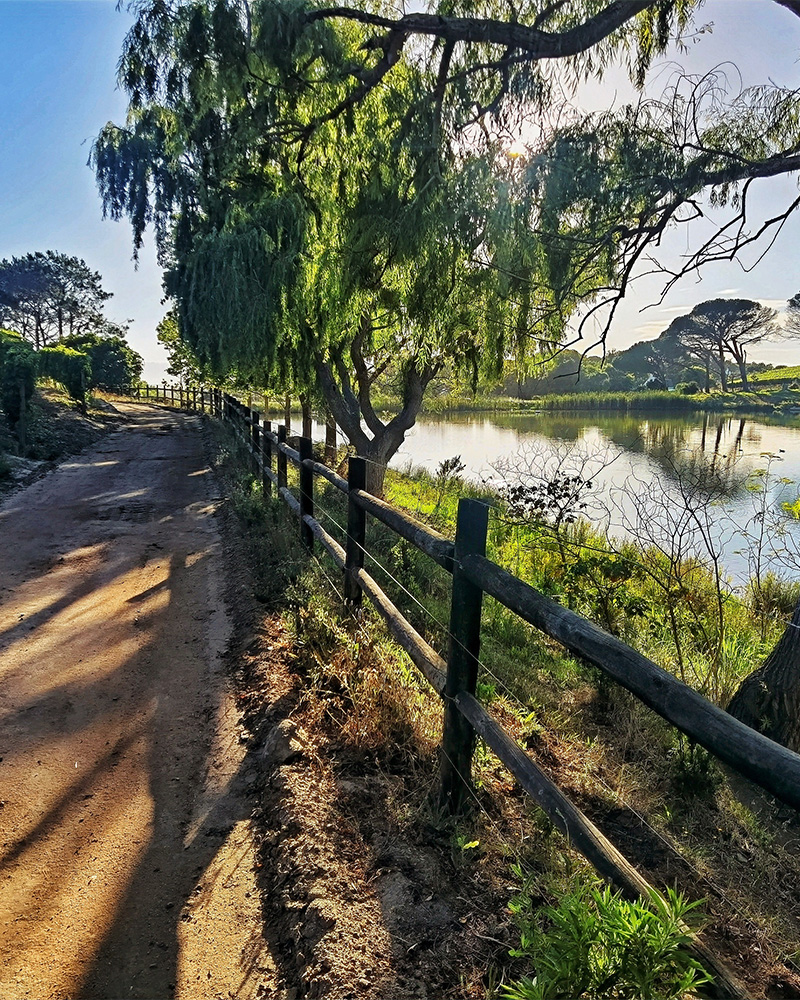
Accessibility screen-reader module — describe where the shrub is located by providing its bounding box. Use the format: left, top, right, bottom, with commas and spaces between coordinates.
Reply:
676, 381, 700, 395
748, 572, 800, 619
503, 873, 712, 1000
61, 331, 143, 389
37, 345, 91, 403
0, 329, 36, 426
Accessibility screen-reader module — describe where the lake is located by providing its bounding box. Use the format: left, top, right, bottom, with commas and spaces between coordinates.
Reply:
394, 409, 800, 587
289, 407, 800, 588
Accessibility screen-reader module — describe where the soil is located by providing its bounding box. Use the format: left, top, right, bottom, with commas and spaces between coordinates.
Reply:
0, 400, 509, 1000
0, 402, 277, 999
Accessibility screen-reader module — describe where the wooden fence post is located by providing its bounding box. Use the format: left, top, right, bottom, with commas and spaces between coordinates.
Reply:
440, 498, 489, 812
299, 436, 314, 552
251, 405, 260, 474
277, 424, 287, 491
345, 457, 366, 606
251, 404, 260, 453
262, 420, 273, 498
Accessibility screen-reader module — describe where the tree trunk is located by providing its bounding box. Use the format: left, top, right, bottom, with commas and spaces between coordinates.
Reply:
300, 394, 312, 439
738, 360, 749, 391
727, 597, 800, 752
284, 393, 291, 434
325, 412, 337, 467
717, 343, 728, 392
315, 353, 436, 498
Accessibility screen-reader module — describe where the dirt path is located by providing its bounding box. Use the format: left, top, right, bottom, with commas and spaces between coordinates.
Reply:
0, 403, 279, 999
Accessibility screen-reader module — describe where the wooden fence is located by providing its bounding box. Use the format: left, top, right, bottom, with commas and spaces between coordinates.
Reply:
132, 384, 800, 997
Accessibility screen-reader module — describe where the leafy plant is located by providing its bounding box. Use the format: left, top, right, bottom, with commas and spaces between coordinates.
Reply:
0, 328, 36, 429
503, 872, 712, 1000
37, 345, 91, 404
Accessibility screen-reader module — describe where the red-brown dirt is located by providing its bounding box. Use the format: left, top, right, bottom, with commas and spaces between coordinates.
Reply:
0, 403, 277, 999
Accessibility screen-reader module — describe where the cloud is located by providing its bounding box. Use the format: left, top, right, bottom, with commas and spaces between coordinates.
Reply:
632, 320, 667, 338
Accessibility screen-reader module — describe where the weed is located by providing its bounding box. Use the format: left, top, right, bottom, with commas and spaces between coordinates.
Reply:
503, 869, 712, 1000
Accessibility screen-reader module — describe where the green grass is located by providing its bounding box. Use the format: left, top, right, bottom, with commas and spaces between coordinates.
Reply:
748, 365, 800, 384
373, 387, 800, 417
380, 466, 785, 708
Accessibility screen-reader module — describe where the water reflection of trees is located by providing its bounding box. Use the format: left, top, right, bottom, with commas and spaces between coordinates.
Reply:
523, 412, 754, 499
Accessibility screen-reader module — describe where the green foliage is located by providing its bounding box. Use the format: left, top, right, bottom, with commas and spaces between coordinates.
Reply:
37, 345, 91, 403
0, 328, 36, 425
96, 0, 709, 474
156, 310, 207, 384
0, 251, 112, 348
747, 571, 800, 620
503, 872, 711, 1000
61, 330, 143, 389
532, 391, 699, 413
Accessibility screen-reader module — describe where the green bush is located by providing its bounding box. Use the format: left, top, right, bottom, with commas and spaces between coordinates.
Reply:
0, 329, 36, 426
503, 873, 712, 1000
747, 572, 800, 619
37, 345, 91, 403
676, 381, 700, 395
61, 331, 143, 389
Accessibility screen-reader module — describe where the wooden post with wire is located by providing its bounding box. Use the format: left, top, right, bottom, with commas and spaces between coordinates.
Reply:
440, 498, 488, 812
250, 405, 260, 473
299, 436, 314, 551
345, 457, 367, 606
262, 419, 273, 498
277, 424, 288, 491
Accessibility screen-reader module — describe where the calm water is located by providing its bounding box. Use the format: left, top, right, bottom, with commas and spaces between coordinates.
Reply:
393, 409, 800, 587
285, 407, 800, 587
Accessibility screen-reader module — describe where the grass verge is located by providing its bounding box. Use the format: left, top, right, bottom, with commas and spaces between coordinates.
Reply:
212, 418, 800, 999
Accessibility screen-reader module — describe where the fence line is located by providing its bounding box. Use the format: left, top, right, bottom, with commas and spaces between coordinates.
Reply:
129, 387, 800, 801
128, 383, 800, 997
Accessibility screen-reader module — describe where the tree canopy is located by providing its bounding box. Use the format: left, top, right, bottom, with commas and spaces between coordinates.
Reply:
613, 297, 788, 392
62, 329, 144, 389
0, 252, 113, 350
94, 0, 800, 483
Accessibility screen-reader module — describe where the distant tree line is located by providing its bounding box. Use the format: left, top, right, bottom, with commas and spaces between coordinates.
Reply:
504, 297, 798, 398
0, 252, 144, 448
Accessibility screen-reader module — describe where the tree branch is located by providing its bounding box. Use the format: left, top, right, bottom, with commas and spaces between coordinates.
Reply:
305, 2, 652, 57
350, 318, 386, 437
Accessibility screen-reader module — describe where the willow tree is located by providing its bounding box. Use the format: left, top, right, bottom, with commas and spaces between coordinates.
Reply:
96, 1, 800, 490
93, 0, 707, 490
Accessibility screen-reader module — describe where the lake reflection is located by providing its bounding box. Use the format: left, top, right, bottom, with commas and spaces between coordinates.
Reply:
393, 409, 800, 586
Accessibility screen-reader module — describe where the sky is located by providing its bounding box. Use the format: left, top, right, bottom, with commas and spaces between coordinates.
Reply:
1, 0, 800, 379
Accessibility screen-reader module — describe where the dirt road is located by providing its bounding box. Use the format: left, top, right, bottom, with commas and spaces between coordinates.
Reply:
0, 403, 278, 999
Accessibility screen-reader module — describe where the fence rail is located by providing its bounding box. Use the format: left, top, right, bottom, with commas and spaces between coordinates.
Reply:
127, 383, 800, 998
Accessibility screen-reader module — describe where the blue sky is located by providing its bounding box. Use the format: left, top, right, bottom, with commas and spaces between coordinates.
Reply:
0, 0, 165, 378
1, 0, 799, 376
